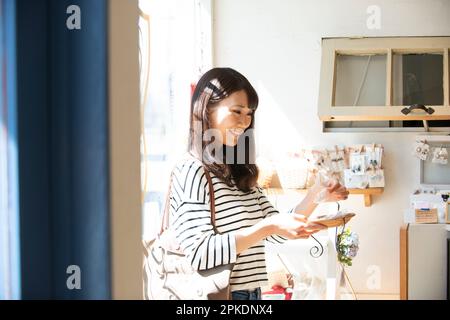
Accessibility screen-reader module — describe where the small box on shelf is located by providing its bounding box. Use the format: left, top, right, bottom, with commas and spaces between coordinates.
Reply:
415, 208, 438, 224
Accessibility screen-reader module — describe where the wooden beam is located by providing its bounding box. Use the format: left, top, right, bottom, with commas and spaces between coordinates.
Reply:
109, 0, 142, 299
444, 48, 449, 107
264, 187, 384, 207
347, 187, 384, 195
400, 224, 409, 300
386, 49, 392, 106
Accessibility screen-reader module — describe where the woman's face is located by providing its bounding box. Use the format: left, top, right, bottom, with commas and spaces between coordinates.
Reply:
208, 90, 254, 146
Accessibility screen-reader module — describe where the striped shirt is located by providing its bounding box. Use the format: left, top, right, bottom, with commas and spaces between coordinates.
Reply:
169, 153, 293, 291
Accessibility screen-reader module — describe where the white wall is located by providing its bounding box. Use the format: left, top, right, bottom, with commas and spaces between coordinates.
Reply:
213, 0, 450, 296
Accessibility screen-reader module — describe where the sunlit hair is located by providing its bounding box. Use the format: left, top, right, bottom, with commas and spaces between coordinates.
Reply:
188, 67, 259, 192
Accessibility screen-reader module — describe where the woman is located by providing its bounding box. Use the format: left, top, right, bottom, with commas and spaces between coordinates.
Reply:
169, 67, 348, 300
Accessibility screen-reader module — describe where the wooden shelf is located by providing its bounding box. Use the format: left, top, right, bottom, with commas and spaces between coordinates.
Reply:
263, 187, 384, 207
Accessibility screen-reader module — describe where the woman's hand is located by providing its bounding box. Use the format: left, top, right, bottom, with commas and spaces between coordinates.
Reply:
235, 213, 327, 254
323, 179, 349, 202
311, 177, 349, 203
266, 213, 326, 240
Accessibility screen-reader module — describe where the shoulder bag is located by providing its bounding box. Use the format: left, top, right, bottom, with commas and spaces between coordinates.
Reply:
143, 166, 233, 300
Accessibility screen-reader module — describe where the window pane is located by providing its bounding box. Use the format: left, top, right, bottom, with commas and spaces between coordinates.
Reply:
393, 53, 443, 106
422, 144, 450, 185
139, 0, 213, 241
334, 54, 386, 106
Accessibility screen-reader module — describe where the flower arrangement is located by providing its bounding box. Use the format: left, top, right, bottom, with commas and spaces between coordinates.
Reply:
336, 228, 359, 266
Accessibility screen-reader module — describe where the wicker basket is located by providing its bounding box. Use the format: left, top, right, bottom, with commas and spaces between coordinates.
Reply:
256, 157, 275, 188
275, 158, 308, 189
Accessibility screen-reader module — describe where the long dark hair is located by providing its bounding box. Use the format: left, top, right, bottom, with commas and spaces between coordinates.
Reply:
188, 68, 259, 192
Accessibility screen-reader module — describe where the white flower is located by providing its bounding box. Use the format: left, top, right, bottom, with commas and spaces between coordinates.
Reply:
337, 229, 360, 266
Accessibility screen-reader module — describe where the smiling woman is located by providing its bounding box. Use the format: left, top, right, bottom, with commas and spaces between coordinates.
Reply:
143, 67, 349, 300
189, 68, 260, 192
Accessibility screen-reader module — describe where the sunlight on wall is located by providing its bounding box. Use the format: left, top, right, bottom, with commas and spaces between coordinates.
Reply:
255, 81, 308, 160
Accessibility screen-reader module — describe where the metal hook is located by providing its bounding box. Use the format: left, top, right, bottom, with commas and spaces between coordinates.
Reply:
309, 235, 324, 258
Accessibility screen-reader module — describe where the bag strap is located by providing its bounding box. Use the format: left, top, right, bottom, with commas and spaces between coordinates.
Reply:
159, 165, 216, 235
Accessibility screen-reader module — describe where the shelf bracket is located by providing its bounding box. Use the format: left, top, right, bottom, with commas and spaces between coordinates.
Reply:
364, 194, 372, 207
348, 187, 384, 207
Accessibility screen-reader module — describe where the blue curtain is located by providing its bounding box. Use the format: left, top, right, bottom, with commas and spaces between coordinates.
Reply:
17, 0, 111, 299
0, 0, 21, 300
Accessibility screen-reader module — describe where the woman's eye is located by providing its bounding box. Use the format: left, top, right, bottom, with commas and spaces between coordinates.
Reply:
232, 109, 253, 116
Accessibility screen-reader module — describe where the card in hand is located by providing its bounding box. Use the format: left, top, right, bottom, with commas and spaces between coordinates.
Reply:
309, 212, 355, 228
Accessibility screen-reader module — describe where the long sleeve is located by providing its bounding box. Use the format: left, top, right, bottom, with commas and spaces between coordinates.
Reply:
170, 159, 237, 271
256, 186, 296, 244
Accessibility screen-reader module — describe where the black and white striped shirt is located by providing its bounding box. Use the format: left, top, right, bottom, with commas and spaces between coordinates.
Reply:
169, 153, 293, 291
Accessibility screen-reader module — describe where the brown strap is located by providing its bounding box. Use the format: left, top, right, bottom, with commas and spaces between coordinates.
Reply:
159, 165, 216, 236
204, 169, 219, 233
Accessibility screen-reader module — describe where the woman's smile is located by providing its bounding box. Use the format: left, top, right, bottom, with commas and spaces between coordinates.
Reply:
209, 90, 253, 146
228, 128, 245, 137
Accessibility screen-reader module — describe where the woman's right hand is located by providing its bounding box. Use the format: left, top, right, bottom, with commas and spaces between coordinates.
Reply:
235, 212, 327, 254
266, 213, 326, 240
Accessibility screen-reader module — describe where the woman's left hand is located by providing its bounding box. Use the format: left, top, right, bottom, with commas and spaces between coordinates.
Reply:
323, 179, 349, 202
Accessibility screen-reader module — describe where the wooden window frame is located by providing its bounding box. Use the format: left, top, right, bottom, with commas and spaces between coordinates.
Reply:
418, 135, 450, 190
109, 0, 142, 299
318, 37, 450, 121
